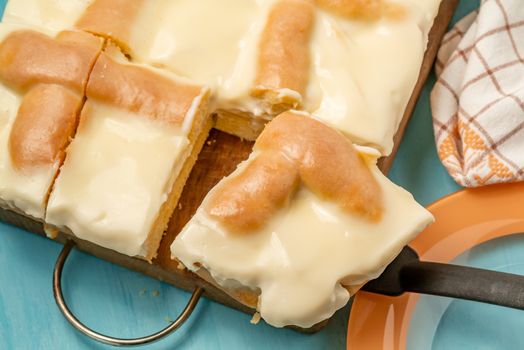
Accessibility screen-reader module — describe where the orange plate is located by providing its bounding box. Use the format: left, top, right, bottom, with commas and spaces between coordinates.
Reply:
347, 182, 524, 350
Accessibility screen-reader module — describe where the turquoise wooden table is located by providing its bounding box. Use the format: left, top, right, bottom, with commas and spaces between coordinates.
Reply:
0, 2, 480, 349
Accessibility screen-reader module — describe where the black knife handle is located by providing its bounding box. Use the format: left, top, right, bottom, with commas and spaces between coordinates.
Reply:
400, 261, 524, 310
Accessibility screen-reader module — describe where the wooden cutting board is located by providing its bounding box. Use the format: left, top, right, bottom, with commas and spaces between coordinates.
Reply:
0, 0, 458, 333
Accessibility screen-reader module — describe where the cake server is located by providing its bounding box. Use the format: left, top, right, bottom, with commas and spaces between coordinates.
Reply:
362, 245, 524, 309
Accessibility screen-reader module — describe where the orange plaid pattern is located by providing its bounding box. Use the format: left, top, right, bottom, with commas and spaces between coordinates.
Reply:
431, 0, 524, 187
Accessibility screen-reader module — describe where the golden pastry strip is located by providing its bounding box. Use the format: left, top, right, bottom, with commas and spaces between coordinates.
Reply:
315, 0, 405, 20
257, 112, 383, 220
207, 152, 300, 234
0, 30, 103, 172
0, 30, 102, 92
75, 0, 144, 54
251, 0, 315, 109
86, 53, 204, 125
206, 111, 383, 233
9, 84, 82, 171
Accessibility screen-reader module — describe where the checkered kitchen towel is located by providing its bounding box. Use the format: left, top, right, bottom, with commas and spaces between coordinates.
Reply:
431, 0, 524, 187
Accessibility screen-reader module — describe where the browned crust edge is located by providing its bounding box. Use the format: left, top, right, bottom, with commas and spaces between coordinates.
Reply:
142, 93, 213, 261
214, 109, 267, 141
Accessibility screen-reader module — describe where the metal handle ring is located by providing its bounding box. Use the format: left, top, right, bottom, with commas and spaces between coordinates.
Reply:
53, 240, 204, 347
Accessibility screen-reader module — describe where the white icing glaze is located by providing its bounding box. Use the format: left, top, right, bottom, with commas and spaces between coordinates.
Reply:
307, 0, 442, 154
45, 101, 191, 257
127, 0, 277, 116
0, 23, 59, 219
171, 150, 434, 328
3, 0, 91, 31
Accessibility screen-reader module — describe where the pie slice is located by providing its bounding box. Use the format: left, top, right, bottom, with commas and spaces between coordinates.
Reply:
171, 111, 434, 327
45, 48, 212, 260
0, 23, 103, 219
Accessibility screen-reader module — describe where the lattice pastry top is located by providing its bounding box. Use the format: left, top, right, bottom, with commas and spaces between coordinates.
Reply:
4, 0, 442, 153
